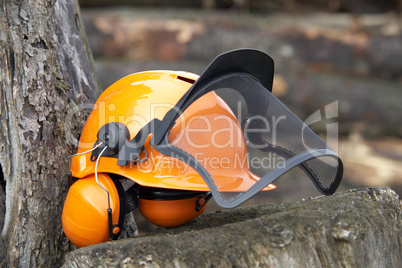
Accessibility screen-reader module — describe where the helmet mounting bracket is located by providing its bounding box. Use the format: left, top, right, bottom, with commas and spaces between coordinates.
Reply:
90, 119, 160, 165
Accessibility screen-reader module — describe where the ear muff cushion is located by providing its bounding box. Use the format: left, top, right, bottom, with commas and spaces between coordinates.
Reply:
109, 175, 126, 240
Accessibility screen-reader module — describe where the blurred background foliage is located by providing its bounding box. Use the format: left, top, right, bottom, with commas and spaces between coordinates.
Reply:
78, 0, 402, 232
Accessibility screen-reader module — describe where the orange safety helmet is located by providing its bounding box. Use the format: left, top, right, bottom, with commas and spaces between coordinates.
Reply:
62, 49, 343, 248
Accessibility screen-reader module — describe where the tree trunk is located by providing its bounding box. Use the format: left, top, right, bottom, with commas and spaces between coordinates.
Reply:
63, 187, 401, 267
0, 0, 99, 266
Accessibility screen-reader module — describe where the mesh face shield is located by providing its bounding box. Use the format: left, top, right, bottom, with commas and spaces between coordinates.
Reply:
99, 49, 343, 208
149, 49, 343, 208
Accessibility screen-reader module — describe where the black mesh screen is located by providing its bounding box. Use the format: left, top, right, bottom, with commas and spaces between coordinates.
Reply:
167, 74, 342, 203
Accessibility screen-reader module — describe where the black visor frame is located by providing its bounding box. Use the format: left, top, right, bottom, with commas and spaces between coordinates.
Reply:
149, 49, 343, 208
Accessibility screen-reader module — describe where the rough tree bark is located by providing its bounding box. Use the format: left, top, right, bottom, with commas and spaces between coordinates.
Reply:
0, 0, 99, 266
63, 187, 401, 268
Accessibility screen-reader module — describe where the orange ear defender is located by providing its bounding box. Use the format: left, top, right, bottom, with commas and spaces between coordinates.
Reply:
62, 49, 342, 248
137, 186, 211, 228
62, 173, 126, 248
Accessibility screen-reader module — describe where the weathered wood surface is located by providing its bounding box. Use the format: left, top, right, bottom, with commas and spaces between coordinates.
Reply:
81, 8, 402, 79
63, 187, 402, 268
0, 0, 99, 266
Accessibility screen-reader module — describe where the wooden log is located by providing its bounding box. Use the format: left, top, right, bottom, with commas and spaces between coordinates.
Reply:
62, 187, 402, 267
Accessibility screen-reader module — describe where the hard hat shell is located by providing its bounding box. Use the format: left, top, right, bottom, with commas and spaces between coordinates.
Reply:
70, 71, 207, 190
70, 70, 275, 192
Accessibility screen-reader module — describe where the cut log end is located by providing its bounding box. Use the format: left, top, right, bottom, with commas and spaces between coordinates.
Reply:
62, 187, 401, 268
